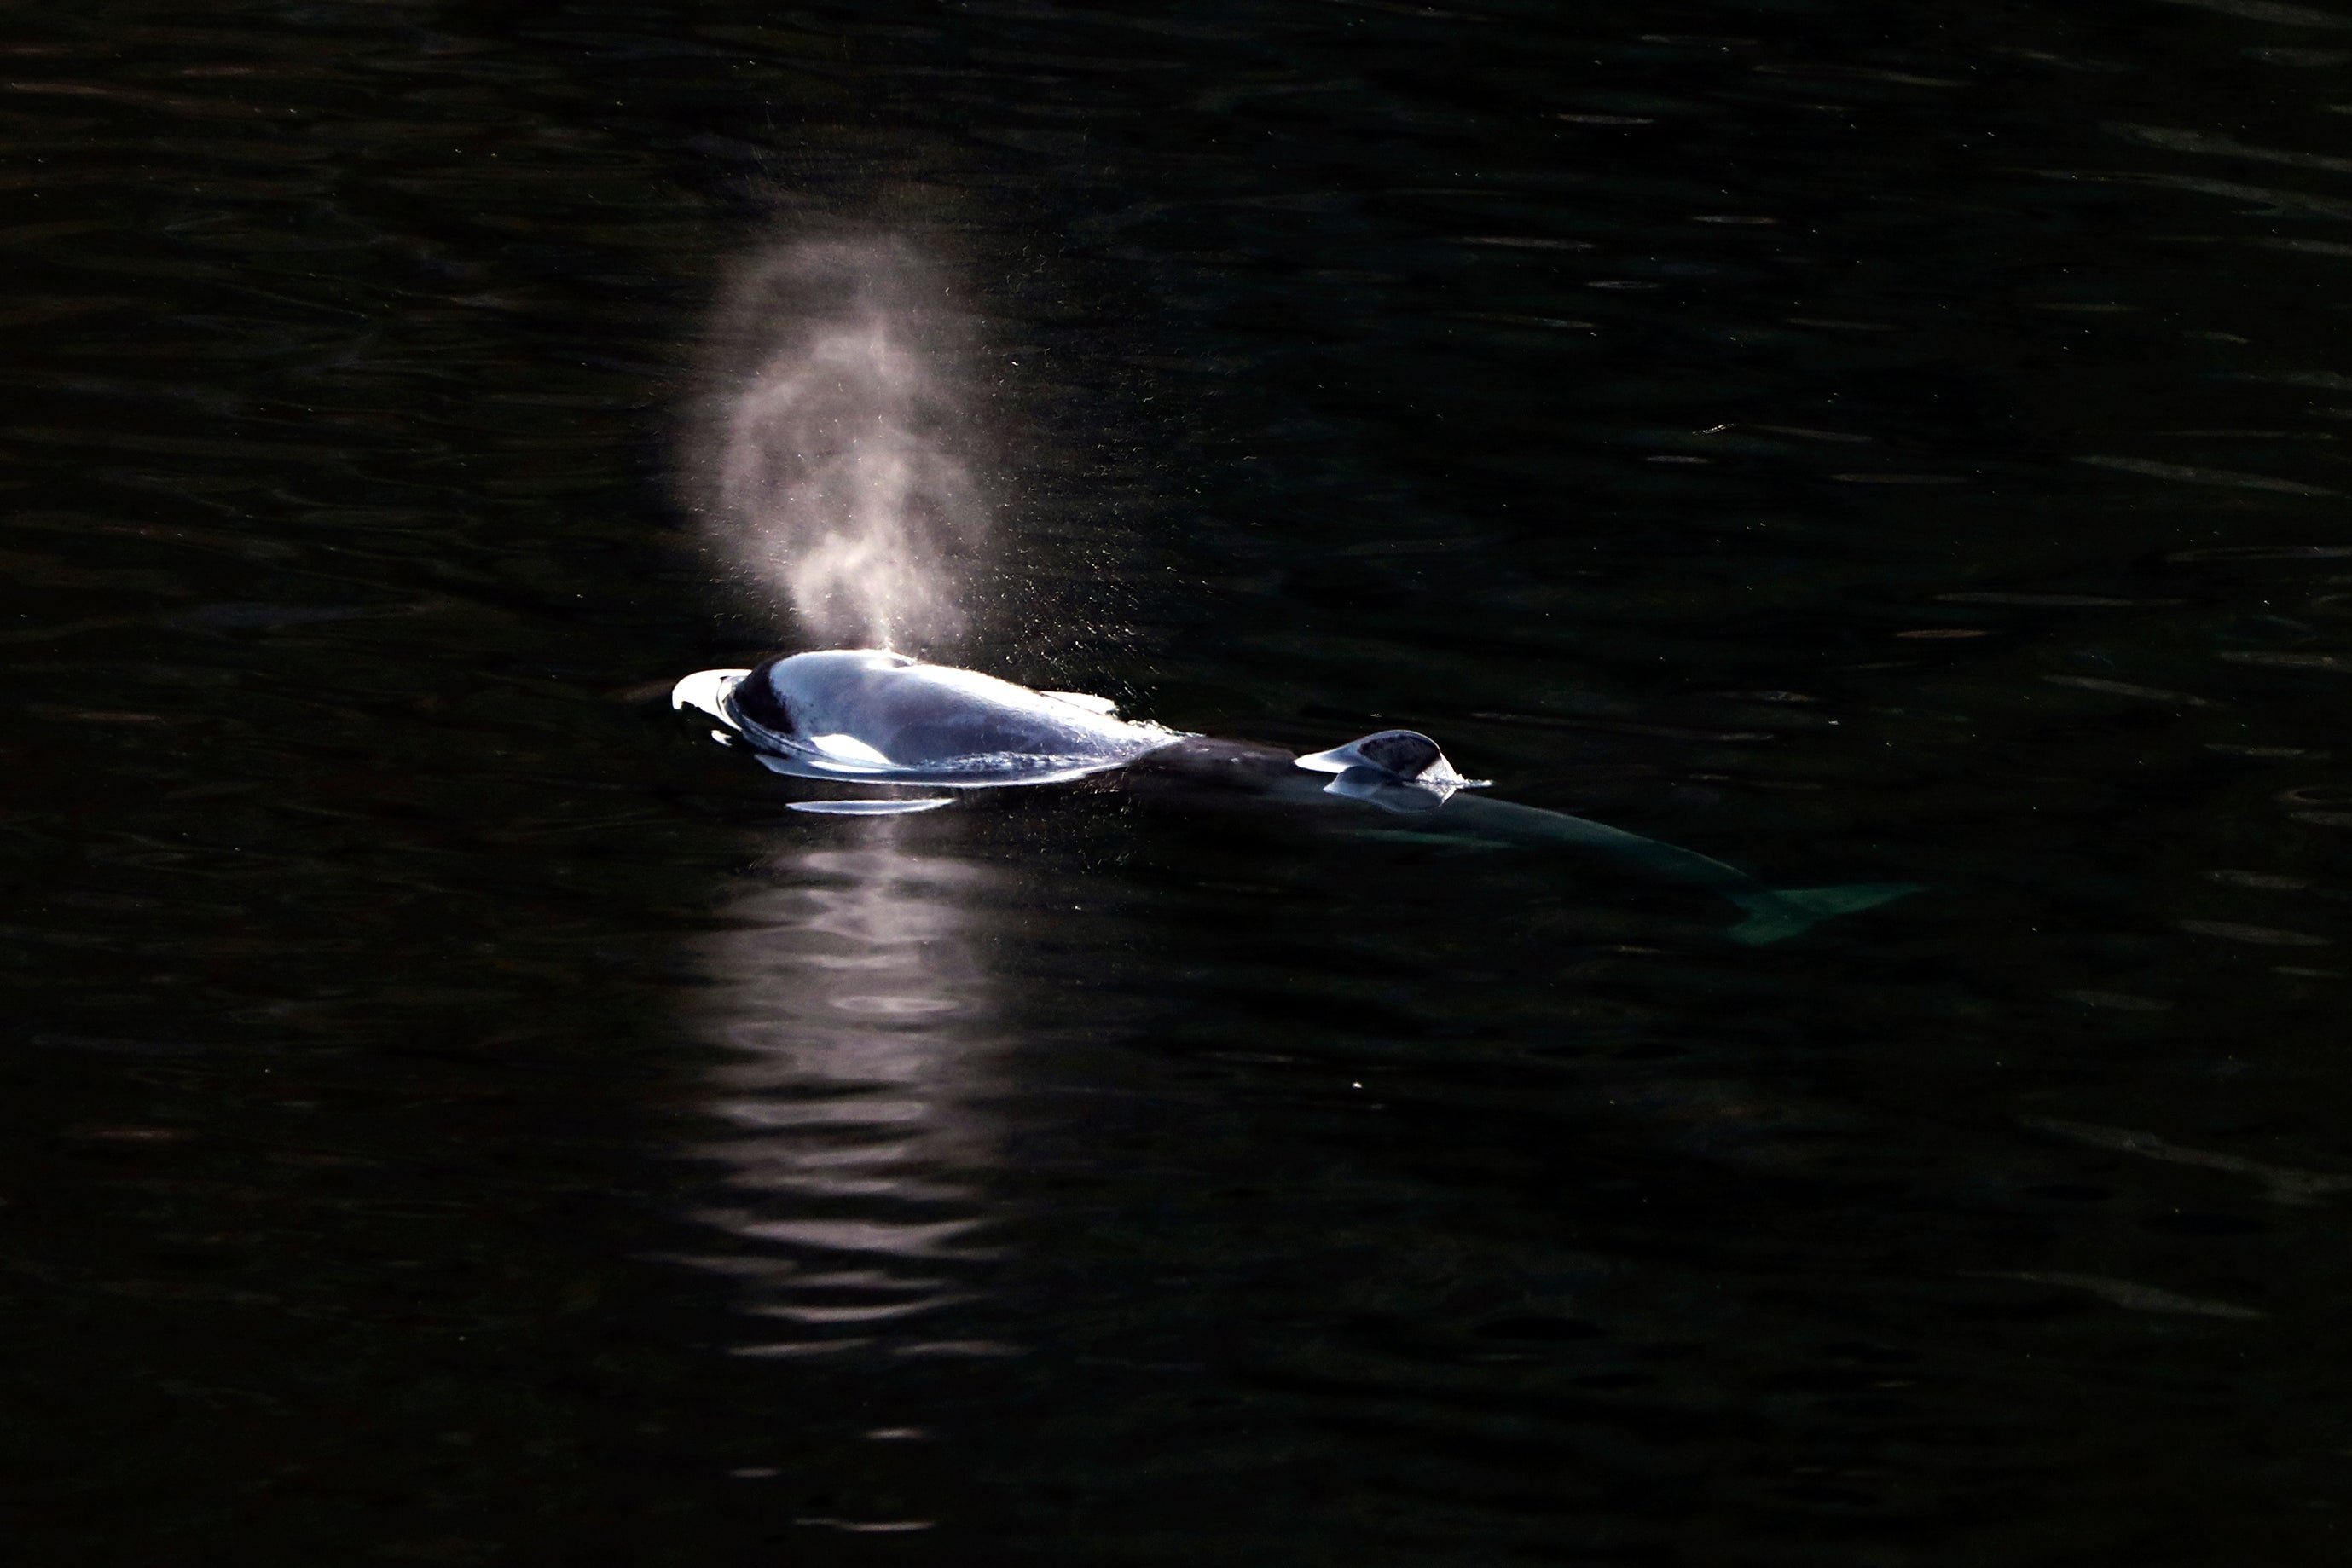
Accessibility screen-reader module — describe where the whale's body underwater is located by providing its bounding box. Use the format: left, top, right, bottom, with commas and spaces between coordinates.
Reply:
673, 649, 1918, 945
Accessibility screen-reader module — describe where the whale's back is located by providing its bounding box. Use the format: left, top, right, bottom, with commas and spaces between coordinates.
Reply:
728, 649, 1177, 785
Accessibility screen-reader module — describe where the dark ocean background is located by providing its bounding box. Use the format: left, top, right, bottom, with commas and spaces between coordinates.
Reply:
6, 1, 2352, 1562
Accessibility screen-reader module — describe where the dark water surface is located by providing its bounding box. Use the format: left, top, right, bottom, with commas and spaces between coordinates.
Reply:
9, 0, 2352, 1561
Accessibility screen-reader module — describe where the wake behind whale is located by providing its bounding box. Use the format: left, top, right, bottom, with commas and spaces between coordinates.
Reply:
675, 651, 1919, 946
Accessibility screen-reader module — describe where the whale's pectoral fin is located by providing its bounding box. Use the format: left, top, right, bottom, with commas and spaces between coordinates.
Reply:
1726, 882, 1925, 946
787, 798, 955, 816
1042, 691, 1121, 717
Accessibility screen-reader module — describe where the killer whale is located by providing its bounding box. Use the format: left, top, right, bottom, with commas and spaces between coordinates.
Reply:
673, 650, 1919, 944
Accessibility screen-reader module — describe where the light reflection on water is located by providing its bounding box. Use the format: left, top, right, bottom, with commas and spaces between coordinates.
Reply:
680, 821, 1016, 1360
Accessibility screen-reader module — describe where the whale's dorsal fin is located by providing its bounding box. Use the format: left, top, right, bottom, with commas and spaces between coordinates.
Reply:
1295, 729, 1485, 782
1296, 729, 1488, 804
1296, 729, 1440, 778
1042, 691, 1120, 717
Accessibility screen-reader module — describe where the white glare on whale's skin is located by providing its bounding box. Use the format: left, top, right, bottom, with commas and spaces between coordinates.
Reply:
687, 648, 1184, 789
693, 235, 984, 653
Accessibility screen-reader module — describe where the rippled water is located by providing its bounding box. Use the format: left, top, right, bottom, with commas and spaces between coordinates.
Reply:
10, 1, 2352, 1561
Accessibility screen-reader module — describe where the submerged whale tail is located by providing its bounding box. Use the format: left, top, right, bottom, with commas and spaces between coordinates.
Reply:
1725, 882, 1925, 946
